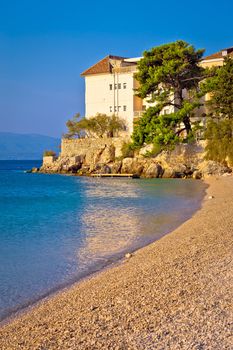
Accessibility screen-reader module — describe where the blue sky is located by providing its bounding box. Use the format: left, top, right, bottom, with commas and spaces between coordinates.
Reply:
0, 0, 232, 137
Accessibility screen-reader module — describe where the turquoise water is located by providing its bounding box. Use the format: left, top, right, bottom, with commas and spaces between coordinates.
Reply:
0, 160, 206, 321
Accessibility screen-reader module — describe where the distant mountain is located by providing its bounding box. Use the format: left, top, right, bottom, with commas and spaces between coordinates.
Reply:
0, 132, 60, 160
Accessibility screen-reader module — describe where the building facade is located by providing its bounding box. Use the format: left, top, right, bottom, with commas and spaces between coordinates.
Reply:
195, 46, 233, 123
81, 55, 143, 133
81, 47, 233, 134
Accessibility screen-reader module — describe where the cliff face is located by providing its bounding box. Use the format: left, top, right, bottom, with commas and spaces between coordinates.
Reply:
40, 138, 232, 179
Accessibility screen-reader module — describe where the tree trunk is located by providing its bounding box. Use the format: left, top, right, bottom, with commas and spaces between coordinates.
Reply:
183, 116, 192, 134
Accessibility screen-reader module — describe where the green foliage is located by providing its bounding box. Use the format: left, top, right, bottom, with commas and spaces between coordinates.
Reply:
65, 113, 85, 138
65, 113, 126, 138
135, 40, 205, 100
201, 57, 233, 119
205, 119, 233, 166
143, 144, 161, 158
120, 142, 135, 158
133, 40, 206, 149
201, 58, 233, 167
132, 106, 180, 149
190, 121, 205, 141
43, 150, 56, 157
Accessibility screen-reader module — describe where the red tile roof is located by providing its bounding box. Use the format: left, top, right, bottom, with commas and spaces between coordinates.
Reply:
81, 48, 233, 75
203, 47, 233, 60
81, 55, 126, 76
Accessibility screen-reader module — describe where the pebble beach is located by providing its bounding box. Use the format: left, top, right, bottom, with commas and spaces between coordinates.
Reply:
0, 176, 232, 349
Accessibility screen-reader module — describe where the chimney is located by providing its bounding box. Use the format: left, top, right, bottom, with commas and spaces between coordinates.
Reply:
221, 47, 233, 57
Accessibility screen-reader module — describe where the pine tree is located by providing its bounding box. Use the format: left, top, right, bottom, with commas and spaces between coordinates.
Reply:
133, 40, 205, 148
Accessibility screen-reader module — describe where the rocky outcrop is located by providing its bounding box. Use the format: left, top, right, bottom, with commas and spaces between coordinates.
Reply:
198, 160, 231, 177
121, 158, 134, 174
144, 162, 163, 178
39, 138, 232, 179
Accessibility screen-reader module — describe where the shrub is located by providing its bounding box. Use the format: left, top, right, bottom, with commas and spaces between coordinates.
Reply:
205, 119, 233, 166
43, 150, 56, 157
65, 113, 126, 139
143, 144, 161, 158
121, 142, 135, 158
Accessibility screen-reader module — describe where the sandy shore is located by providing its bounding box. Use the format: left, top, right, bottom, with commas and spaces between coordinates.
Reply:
0, 176, 232, 349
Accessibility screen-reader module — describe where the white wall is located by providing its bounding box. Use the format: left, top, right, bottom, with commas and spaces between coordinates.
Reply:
85, 72, 135, 133
143, 89, 175, 115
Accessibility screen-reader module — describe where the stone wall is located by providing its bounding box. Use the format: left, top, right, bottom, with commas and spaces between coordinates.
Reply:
43, 155, 56, 165
41, 136, 130, 173
60, 137, 129, 159
41, 138, 232, 178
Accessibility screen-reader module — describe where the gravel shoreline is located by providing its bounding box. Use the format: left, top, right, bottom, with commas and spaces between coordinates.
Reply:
0, 176, 232, 349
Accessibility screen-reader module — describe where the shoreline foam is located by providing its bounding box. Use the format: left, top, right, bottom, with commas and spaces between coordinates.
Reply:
0, 176, 232, 349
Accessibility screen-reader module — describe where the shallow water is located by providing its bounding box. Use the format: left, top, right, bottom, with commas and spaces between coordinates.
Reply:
0, 160, 206, 320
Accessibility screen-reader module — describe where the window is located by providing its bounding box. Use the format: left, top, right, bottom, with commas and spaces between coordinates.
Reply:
109, 106, 112, 113
118, 106, 121, 111
114, 106, 117, 112
123, 105, 127, 111
109, 84, 112, 90
164, 109, 169, 115
118, 83, 121, 89
123, 83, 127, 89
114, 84, 117, 90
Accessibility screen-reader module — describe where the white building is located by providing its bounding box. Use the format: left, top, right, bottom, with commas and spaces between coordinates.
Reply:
81, 47, 233, 134
81, 55, 147, 133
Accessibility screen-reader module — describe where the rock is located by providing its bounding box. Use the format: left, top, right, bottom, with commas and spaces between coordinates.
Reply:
103, 165, 111, 174
173, 164, 188, 178
199, 160, 232, 177
121, 158, 134, 174
193, 170, 202, 180
85, 148, 104, 167
132, 164, 144, 176
95, 164, 111, 174
222, 172, 232, 177
144, 163, 163, 178
99, 145, 115, 164
39, 139, 233, 181
109, 161, 122, 174
184, 166, 195, 177
90, 305, 98, 311
120, 158, 149, 176
42, 155, 56, 166
208, 195, 214, 199
130, 158, 145, 176
155, 143, 206, 176
77, 166, 90, 176
69, 155, 84, 166
125, 253, 132, 259
139, 144, 154, 157
68, 164, 82, 173
31, 167, 39, 173
162, 167, 175, 178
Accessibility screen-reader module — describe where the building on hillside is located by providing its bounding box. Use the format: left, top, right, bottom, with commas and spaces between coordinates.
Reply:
195, 46, 233, 123
81, 47, 233, 135
200, 46, 233, 68
81, 55, 142, 134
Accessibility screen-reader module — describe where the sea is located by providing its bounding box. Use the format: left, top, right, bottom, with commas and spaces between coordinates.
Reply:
0, 160, 206, 321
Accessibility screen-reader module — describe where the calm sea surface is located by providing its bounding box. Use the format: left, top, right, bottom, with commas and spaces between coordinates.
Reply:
0, 160, 206, 320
